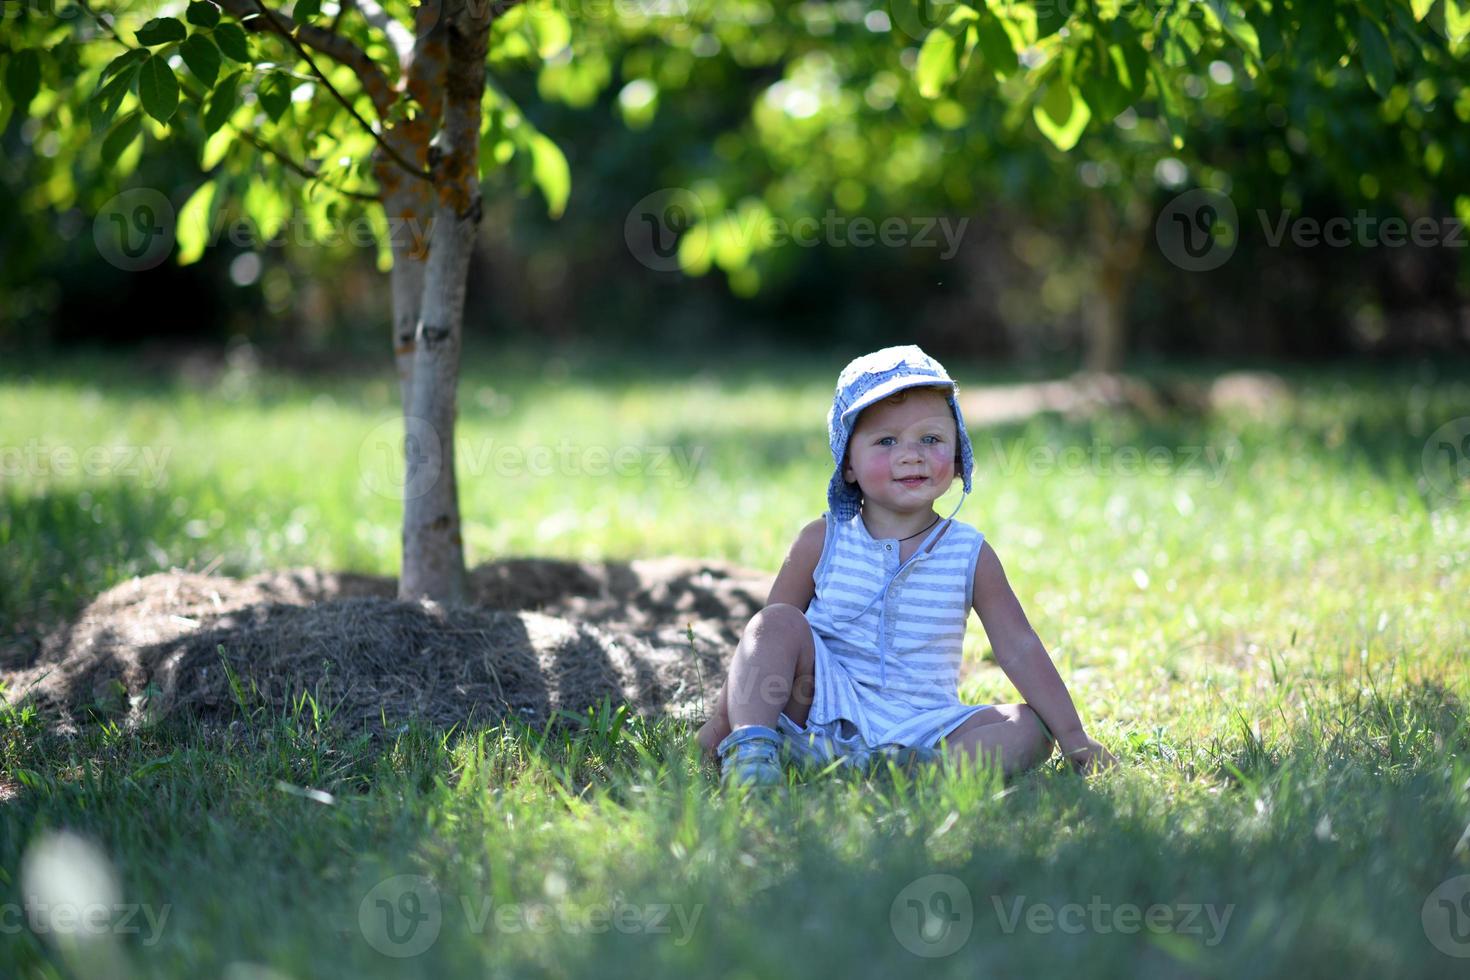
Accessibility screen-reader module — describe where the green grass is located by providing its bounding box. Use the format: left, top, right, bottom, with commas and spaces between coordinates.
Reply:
2, 344, 1469, 978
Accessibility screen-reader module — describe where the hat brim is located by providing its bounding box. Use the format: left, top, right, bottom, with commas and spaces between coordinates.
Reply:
839, 376, 958, 427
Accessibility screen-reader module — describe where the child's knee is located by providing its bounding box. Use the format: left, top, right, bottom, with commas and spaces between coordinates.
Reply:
747, 602, 809, 637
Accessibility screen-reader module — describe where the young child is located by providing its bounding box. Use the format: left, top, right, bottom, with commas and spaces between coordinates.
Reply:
696, 345, 1115, 789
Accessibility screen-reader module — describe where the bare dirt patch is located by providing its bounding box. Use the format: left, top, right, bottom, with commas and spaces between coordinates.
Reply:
958, 370, 1292, 425
2, 559, 770, 736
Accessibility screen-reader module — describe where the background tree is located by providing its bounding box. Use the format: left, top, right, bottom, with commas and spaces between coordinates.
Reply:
606, 0, 1469, 369
4, 0, 604, 602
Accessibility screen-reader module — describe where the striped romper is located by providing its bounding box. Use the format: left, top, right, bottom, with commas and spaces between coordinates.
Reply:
775, 509, 991, 766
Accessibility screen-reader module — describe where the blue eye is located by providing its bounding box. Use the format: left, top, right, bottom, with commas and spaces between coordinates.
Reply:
878, 436, 895, 446
922, 435, 940, 444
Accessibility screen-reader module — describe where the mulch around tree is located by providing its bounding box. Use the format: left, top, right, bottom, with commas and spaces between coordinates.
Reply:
2, 558, 771, 737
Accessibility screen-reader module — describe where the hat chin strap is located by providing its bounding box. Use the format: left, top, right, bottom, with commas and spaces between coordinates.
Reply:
940, 487, 967, 523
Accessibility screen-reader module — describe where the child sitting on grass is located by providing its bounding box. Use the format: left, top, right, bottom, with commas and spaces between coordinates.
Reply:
696, 345, 1116, 789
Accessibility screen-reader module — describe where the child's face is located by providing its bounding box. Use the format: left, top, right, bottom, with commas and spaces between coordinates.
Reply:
842, 388, 958, 515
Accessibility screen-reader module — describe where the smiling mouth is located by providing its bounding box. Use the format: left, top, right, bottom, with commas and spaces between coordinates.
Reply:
896, 476, 928, 485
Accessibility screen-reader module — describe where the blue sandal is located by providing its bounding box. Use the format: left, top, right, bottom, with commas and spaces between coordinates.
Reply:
716, 725, 786, 791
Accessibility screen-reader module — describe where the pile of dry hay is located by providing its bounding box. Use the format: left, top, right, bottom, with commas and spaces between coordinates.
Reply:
2, 558, 770, 736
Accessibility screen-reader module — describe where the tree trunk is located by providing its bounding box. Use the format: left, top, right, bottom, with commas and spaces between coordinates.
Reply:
1085, 265, 1128, 374
396, 0, 489, 604
1082, 192, 1148, 374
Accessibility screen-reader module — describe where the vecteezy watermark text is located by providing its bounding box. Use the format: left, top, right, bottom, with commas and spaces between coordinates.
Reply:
981, 436, 1238, 486
991, 894, 1233, 946
0, 898, 171, 947
93, 187, 432, 273
0, 441, 171, 488
359, 417, 705, 500
358, 875, 703, 958
625, 188, 970, 272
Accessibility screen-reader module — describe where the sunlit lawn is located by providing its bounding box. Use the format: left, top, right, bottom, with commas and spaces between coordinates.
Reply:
2, 343, 1469, 978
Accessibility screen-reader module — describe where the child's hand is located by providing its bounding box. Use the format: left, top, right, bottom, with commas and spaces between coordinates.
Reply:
1058, 735, 1117, 775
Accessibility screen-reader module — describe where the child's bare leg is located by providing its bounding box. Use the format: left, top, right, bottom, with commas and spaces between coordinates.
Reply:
695, 604, 815, 762
939, 703, 1055, 777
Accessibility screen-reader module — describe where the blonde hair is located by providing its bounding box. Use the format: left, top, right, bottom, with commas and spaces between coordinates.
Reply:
875, 384, 952, 407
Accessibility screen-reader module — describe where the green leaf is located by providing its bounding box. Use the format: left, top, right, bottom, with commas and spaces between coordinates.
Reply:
91, 63, 138, 127
1079, 35, 1147, 121
256, 71, 292, 122
187, 0, 222, 27
1205, 0, 1261, 64
527, 131, 570, 218
101, 111, 144, 165
1409, 0, 1434, 20
101, 49, 149, 84
1079, 61, 1128, 121
1148, 62, 1186, 149
137, 55, 180, 124
294, 0, 323, 21
527, 6, 572, 57
5, 49, 41, 113
1035, 0, 1069, 39
213, 22, 251, 63
1444, 0, 1470, 42
180, 34, 221, 87
1032, 81, 1091, 151
135, 17, 187, 46
915, 8, 979, 99
201, 125, 234, 168
177, 180, 218, 265
972, 10, 1020, 77
203, 71, 240, 136
1356, 17, 1395, 97
244, 176, 290, 242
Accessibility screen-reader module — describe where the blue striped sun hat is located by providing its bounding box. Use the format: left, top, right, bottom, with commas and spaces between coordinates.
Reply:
826, 345, 974, 522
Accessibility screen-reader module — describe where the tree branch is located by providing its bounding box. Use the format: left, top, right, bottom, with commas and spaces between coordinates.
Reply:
234, 128, 381, 201
77, 0, 379, 202
231, 0, 434, 183
216, 0, 393, 113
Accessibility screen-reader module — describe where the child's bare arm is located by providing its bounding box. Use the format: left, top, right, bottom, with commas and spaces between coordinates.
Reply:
971, 541, 1116, 773
765, 518, 825, 611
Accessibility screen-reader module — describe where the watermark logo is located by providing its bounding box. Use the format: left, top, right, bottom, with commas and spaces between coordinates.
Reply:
890, 873, 973, 958
1422, 874, 1470, 958
359, 875, 442, 959
1422, 418, 1470, 502
1156, 188, 1238, 272
95, 188, 175, 272
359, 416, 443, 503
625, 187, 706, 273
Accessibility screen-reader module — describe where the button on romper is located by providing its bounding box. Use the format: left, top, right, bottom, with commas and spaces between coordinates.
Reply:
775, 509, 991, 766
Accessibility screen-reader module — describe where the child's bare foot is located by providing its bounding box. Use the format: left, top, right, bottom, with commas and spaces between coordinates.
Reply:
696, 716, 731, 765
